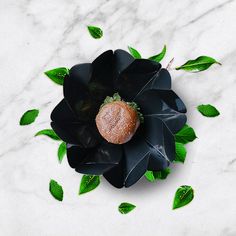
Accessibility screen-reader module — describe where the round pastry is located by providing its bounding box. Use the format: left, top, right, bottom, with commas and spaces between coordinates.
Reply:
96, 101, 140, 144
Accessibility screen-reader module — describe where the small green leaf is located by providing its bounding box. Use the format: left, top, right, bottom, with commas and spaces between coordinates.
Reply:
175, 142, 187, 163
145, 168, 171, 182
173, 185, 194, 209
197, 104, 220, 117
58, 142, 66, 163
19, 109, 39, 125
49, 179, 63, 201
148, 45, 167, 62
79, 175, 100, 195
176, 56, 221, 72
153, 168, 171, 180
128, 46, 141, 59
87, 25, 103, 39
35, 129, 61, 140
175, 124, 197, 144
145, 171, 155, 182
44, 67, 69, 85
118, 202, 136, 214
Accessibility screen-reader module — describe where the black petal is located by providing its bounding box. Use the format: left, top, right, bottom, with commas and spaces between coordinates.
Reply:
153, 111, 187, 134
69, 63, 92, 86
135, 89, 187, 133
51, 121, 102, 147
113, 49, 134, 81
64, 63, 100, 121
144, 116, 175, 163
148, 148, 169, 171
51, 99, 77, 123
91, 50, 114, 93
67, 144, 87, 168
116, 59, 161, 101
154, 90, 186, 113
103, 157, 125, 188
134, 89, 164, 115
147, 68, 171, 90
70, 142, 122, 175
123, 134, 150, 187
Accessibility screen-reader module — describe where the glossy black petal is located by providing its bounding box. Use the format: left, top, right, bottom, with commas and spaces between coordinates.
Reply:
147, 68, 171, 90
51, 99, 77, 123
113, 49, 134, 81
135, 89, 187, 134
116, 59, 161, 101
144, 116, 175, 164
64, 63, 101, 121
91, 50, 114, 92
67, 142, 122, 175
153, 111, 187, 134
155, 90, 186, 113
123, 134, 151, 187
67, 144, 87, 168
147, 148, 169, 171
103, 157, 125, 188
51, 121, 102, 147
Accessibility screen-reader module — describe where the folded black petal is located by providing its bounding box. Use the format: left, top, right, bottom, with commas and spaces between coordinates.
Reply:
147, 148, 169, 171
51, 121, 102, 147
67, 142, 122, 175
116, 59, 161, 101
103, 158, 125, 188
123, 133, 150, 187
135, 89, 187, 134
147, 68, 171, 90
144, 116, 175, 163
91, 50, 114, 90
64, 64, 101, 122
113, 49, 134, 81
51, 99, 77, 123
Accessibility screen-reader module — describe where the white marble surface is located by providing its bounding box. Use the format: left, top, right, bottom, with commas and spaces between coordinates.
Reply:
1, 0, 236, 235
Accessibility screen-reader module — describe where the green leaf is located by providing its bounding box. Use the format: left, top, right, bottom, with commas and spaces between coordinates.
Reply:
148, 45, 167, 62
173, 185, 194, 209
175, 142, 187, 163
87, 25, 103, 39
49, 179, 63, 201
176, 56, 221, 72
145, 171, 155, 182
35, 129, 61, 140
145, 168, 171, 182
128, 46, 141, 59
79, 175, 100, 195
44, 67, 69, 85
118, 202, 136, 214
175, 124, 197, 144
19, 109, 39, 125
197, 104, 220, 117
153, 168, 171, 180
58, 142, 66, 163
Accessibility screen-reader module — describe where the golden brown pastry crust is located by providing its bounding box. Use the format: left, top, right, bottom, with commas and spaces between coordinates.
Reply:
96, 101, 140, 144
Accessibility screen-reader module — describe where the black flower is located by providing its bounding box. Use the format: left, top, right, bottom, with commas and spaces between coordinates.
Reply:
51, 50, 187, 188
